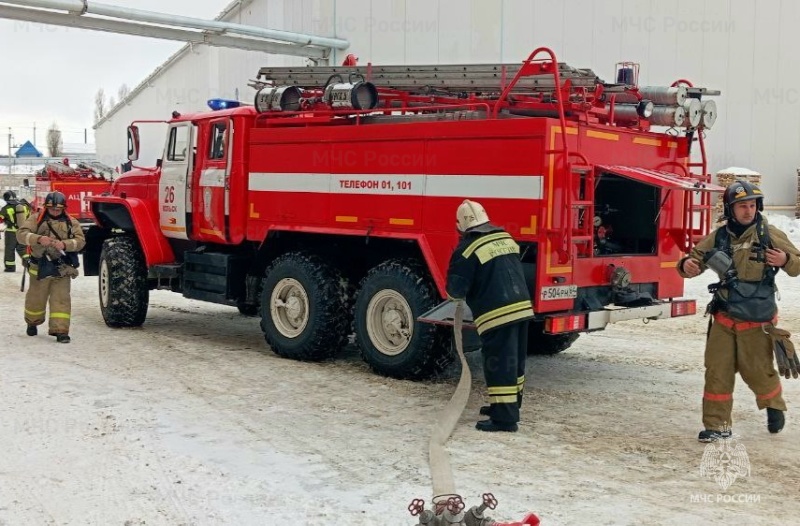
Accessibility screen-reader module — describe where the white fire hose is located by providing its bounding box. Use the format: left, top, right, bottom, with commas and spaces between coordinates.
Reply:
428, 301, 471, 497
408, 301, 539, 525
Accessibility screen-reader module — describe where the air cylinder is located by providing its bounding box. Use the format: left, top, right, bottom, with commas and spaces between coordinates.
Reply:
649, 106, 686, 127
639, 86, 687, 106
682, 98, 702, 128
700, 100, 717, 129
254, 86, 303, 112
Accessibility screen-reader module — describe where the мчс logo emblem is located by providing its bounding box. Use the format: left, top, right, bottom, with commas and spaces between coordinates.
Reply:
699, 432, 750, 490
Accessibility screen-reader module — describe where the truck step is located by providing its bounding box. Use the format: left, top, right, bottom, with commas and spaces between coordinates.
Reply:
150, 264, 181, 279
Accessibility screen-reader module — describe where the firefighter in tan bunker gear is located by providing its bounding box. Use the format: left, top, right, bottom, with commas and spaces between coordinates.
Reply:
678, 180, 800, 442
16, 191, 85, 344
446, 200, 534, 433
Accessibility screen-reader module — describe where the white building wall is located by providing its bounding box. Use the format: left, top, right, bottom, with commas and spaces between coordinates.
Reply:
96, 0, 800, 205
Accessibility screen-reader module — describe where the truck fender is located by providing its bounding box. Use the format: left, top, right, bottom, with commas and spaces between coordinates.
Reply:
90, 195, 174, 266
416, 234, 448, 298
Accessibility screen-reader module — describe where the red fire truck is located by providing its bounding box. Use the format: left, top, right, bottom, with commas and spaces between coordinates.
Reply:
34, 160, 114, 225
85, 47, 722, 379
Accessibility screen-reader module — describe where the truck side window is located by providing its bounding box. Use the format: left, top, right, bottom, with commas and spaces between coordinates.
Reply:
209, 123, 227, 160
167, 126, 190, 162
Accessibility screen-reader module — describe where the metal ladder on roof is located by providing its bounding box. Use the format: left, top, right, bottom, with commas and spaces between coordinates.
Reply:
253, 60, 602, 94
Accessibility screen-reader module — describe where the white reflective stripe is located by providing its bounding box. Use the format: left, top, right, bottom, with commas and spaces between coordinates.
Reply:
200, 168, 226, 187
426, 175, 542, 199
248, 173, 543, 199
250, 173, 330, 193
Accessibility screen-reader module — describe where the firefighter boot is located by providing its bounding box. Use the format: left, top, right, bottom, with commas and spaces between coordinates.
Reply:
698, 429, 732, 443
26, 325, 37, 336
56, 334, 71, 344
476, 419, 518, 432
767, 408, 785, 434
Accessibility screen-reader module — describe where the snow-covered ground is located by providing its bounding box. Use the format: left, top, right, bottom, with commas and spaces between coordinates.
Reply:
2, 217, 800, 525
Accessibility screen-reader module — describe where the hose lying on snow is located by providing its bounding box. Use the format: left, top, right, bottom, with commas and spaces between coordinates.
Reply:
428, 301, 471, 498
409, 301, 541, 525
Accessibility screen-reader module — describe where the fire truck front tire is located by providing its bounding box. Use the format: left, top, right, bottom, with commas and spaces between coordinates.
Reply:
354, 260, 450, 380
99, 236, 149, 327
527, 322, 580, 355
260, 252, 349, 361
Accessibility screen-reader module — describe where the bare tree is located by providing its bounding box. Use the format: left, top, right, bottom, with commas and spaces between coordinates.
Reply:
109, 96, 116, 109
94, 88, 107, 124
47, 122, 62, 157
117, 83, 130, 102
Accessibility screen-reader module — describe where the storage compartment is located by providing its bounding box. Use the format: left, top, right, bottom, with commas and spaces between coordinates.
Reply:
593, 172, 658, 255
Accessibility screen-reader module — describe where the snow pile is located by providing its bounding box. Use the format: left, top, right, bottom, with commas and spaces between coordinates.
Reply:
716, 166, 762, 176
765, 213, 800, 243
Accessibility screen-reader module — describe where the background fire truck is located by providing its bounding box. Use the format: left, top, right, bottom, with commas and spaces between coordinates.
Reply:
33, 160, 115, 225
84, 48, 722, 379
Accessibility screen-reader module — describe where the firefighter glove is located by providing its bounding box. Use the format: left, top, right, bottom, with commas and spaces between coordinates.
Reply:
58, 264, 80, 279
767, 327, 800, 379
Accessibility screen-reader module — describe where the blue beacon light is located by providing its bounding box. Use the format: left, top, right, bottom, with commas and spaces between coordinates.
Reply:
207, 98, 241, 111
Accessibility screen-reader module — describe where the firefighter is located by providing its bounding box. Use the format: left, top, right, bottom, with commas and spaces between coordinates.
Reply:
446, 200, 534, 432
0, 190, 30, 271
678, 180, 800, 442
16, 191, 85, 344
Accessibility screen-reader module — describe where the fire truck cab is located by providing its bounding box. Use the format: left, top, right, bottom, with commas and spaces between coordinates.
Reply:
85, 47, 723, 379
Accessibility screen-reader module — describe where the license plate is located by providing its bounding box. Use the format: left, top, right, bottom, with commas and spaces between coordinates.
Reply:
540, 285, 578, 301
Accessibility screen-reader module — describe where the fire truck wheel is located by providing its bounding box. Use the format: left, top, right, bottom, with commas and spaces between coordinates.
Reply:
260, 252, 349, 361
527, 322, 580, 355
354, 260, 451, 380
99, 236, 149, 327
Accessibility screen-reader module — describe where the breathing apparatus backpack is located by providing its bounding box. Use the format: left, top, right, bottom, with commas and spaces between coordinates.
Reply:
704, 216, 777, 323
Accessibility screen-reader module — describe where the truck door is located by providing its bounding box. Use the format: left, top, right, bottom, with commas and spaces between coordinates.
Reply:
160, 123, 194, 240
192, 118, 231, 242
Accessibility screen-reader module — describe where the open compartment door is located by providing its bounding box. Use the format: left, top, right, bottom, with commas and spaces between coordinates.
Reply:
596, 165, 725, 192
595, 165, 725, 253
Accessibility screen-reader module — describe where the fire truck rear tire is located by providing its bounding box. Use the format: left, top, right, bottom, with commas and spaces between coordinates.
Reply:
260, 252, 349, 361
354, 260, 451, 380
527, 322, 580, 355
99, 236, 149, 327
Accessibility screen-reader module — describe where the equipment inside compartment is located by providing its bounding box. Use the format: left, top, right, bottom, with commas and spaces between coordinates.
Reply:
591, 173, 659, 256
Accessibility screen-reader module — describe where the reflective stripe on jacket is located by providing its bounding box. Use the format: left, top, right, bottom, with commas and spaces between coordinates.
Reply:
446, 224, 534, 334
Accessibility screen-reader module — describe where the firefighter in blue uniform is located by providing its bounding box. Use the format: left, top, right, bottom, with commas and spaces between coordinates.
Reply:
446, 200, 535, 432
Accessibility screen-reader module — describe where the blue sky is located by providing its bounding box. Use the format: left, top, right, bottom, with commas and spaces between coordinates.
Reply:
0, 0, 229, 153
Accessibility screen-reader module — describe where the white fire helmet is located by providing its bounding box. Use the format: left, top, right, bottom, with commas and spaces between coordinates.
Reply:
456, 199, 490, 232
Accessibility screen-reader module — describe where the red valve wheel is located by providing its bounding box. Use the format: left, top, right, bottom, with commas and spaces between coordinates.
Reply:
446, 496, 465, 513
482, 492, 498, 510
408, 498, 425, 516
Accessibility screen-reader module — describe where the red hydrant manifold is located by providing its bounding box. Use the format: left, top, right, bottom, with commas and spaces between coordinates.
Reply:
407, 492, 540, 526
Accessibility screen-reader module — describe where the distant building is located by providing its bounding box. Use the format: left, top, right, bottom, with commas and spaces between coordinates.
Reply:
14, 140, 43, 158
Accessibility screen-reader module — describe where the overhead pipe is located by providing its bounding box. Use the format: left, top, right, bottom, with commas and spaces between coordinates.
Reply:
0, 4, 328, 58
0, 0, 349, 50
